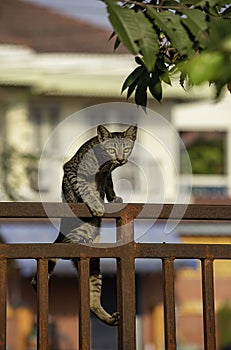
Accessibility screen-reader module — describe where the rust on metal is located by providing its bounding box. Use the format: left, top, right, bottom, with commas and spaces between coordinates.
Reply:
0, 259, 7, 350
0, 202, 231, 350
116, 210, 134, 244
0, 242, 230, 260
37, 259, 49, 350
0, 202, 231, 220
78, 258, 90, 350
162, 258, 176, 350
117, 257, 136, 350
201, 259, 216, 350
116, 213, 136, 349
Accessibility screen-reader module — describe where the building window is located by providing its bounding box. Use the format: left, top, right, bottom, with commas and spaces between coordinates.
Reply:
30, 105, 60, 152
180, 131, 227, 175
29, 104, 60, 195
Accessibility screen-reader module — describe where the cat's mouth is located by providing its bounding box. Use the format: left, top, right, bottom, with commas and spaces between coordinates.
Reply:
100, 159, 127, 171
116, 159, 127, 166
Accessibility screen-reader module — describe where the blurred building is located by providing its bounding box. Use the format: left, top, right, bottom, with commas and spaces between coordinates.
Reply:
0, 1, 231, 350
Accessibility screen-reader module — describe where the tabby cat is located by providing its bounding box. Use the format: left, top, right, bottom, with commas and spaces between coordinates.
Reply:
32, 124, 137, 326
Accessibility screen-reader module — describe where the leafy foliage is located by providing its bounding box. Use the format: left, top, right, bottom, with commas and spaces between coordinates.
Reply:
217, 302, 231, 348
103, 0, 231, 106
0, 145, 38, 200
182, 137, 225, 174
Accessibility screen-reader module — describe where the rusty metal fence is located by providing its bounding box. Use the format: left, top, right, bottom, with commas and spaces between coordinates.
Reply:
0, 202, 231, 350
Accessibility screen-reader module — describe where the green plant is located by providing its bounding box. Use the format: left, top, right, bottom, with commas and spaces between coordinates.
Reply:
103, 0, 231, 105
217, 302, 231, 348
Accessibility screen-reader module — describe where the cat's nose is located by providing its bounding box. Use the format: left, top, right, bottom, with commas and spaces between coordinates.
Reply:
117, 158, 126, 165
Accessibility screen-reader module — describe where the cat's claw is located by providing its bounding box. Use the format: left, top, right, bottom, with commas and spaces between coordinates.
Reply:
90, 202, 105, 217
31, 277, 37, 292
112, 196, 123, 203
107, 312, 120, 326
83, 238, 93, 244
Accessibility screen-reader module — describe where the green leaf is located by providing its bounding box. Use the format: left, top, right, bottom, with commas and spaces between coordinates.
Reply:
161, 72, 172, 86
222, 6, 231, 18
185, 52, 224, 84
181, 9, 208, 44
109, 31, 115, 40
114, 36, 121, 51
121, 66, 146, 93
190, 0, 207, 6
206, 0, 223, 6
127, 80, 138, 100
149, 71, 162, 102
109, 31, 121, 50
180, 0, 204, 4
161, 0, 180, 6
147, 8, 194, 56
104, 1, 158, 71
156, 57, 166, 72
209, 18, 231, 51
155, 57, 172, 85
135, 83, 148, 107
104, 0, 139, 54
218, 0, 231, 6
179, 71, 187, 89
135, 68, 150, 106
135, 56, 144, 66
134, 10, 159, 71
149, 80, 162, 102
208, 5, 221, 17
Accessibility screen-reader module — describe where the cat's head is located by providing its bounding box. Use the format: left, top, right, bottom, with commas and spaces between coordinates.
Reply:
97, 125, 137, 166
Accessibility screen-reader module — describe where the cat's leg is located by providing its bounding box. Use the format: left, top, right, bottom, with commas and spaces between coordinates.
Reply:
74, 176, 105, 217
105, 174, 123, 203
63, 223, 95, 244
31, 217, 84, 292
70, 230, 119, 326
63, 159, 104, 217
89, 271, 120, 326
73, 257, 119, 326
63, 218, 100, 244
31, 221, 93, 292
31, 223, 71, 292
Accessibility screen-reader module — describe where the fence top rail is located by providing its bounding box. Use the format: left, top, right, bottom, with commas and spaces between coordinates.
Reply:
0, 202, 231, 221
0, 242, 231, 260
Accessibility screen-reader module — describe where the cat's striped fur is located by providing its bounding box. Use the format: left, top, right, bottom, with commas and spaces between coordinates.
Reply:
32, 124, 137, 326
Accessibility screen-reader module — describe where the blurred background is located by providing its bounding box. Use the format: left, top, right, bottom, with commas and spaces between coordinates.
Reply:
0, 1, 231, 349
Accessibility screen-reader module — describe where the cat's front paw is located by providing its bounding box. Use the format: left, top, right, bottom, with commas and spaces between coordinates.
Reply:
112, 196, 123, 203
90, 201, 105, 217
107, 312, 120, 326
31, 276, 37, 292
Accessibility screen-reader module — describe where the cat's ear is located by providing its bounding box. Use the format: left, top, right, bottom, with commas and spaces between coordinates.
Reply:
124, 125, 137, 141
97, 125, 112, 142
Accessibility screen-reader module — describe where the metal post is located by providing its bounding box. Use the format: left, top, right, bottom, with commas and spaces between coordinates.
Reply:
78, 258, 90, 350
162, 258, 176, 350
0, 259, 7, 350
116, 213, 136, 350
37, 259, 49, 350
117, 256, 136, 350
201, 259, 216, 350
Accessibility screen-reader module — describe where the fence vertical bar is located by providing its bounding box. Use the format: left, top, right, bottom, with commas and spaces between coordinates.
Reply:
162, 258, 176, 350
0, 259, 7, 350
116, 211, 134, 244
116, 212, 136, 350
117, 256, 136, 350
37, 259, 49, 350
201, 259, 216, 350
78, 258, 90, 350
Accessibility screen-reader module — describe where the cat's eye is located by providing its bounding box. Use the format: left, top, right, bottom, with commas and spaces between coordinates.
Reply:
108, 148, 116, 154
124, 148, 131, 154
